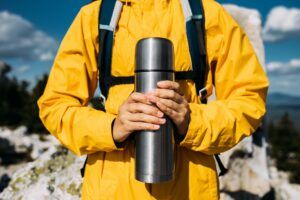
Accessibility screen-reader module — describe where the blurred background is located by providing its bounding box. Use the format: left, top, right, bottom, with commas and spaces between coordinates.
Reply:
0, 0, 300, 199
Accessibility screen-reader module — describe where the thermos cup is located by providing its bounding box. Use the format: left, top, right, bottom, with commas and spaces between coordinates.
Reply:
134, 37, 175, 183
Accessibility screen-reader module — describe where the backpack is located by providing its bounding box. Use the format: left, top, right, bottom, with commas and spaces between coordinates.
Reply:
81, 0, 227, 177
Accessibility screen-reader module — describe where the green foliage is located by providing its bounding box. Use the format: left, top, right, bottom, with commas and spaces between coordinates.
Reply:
0, 63, 48, 134
0, 64, 30, 126
268, 113, 300, 183
24, 74, 49, 133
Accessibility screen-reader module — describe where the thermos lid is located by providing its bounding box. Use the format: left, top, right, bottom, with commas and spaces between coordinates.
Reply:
135, 37, 174, 72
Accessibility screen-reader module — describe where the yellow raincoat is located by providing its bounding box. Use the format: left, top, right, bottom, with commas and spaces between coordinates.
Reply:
38, 0, 269, 199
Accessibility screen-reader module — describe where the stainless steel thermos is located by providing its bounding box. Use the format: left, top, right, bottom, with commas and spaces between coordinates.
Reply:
134, 37, 175, 183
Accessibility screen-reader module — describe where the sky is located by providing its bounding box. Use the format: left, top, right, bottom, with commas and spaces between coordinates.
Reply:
0, 0, 300, 96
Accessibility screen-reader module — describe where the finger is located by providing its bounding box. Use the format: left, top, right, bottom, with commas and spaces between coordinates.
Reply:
127, 103, 164, 117
127, 121, 161, 131
148, 89, 183, 104
157, 81, 181, 93
128, 92, 151, 104
128, 113, 166, 125
156, 98, 181, 112
156, 101, 178, 119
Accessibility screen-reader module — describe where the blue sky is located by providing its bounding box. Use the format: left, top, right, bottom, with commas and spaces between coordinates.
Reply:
0, 0, 300, 96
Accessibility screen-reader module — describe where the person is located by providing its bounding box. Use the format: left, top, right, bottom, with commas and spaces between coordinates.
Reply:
37, 0, 269, 199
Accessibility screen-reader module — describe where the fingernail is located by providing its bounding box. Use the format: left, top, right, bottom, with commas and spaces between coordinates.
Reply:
159, 118, 166, 124
154, 125, 160, 129
157, 101, 162, 106
157, 111, 164, 117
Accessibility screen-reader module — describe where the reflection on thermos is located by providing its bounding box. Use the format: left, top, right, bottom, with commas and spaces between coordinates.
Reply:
134, 37, 175, 183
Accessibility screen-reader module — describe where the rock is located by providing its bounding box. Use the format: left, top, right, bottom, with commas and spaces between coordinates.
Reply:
220, 157, 270, 198
0, 145, 85, 200
220, 193, 235, 200
269, 166, 300, 200
223, 4, 266, 70
0, 175, 10, 193
220, 155, 300, 200
0, 126, 60, 194
275, 183, 300, 200
0, 126, 58, 164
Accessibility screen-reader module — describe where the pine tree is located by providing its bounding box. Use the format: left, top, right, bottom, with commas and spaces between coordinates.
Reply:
0, 61, 48, 134
0, 63, 30, 127
24, 74, 49, 134
269, 113, 300, 183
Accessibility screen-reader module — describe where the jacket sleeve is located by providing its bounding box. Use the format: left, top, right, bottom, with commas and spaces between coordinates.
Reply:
37, 5, 121, 156
179, 6, 269, 155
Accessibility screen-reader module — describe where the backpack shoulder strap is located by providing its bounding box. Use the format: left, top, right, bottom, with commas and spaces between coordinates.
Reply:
182, 0, 228, 176
98, 0, 123, 102
181, 0, 208, 103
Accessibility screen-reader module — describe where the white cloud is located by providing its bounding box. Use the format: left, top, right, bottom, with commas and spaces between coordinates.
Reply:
268, 74, 300, 96
266, 59, 300, 75
263, 6, 300, 42
0, 11, 58, 61
16, 65, 30, 73
40, 52, 55, 61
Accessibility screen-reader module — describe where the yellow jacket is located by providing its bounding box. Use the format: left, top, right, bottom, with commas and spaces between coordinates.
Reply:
38, 0, 269, 199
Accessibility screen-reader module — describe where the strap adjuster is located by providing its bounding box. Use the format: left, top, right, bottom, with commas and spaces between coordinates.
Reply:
199, 87, 207, 100
99, 93, 106, 105
100, 24, 114, 32
186, 14, 203, 22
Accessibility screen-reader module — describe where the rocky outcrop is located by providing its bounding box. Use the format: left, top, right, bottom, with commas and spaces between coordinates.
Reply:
0, 126, 60, 194
0, 126, 58, 163
269, 166, 300, 200
0, 126, 84, 200
0, 145, 84, 200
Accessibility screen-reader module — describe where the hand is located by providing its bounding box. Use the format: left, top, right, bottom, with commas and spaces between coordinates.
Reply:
113, 92, 166, 143
147, 81, 191, 136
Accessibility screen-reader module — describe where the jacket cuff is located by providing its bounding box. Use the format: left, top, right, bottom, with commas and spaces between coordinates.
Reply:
173, 118, 188, 144
111, 118, 127, 149
93, 112, 122, 152
179, 103, 204, 148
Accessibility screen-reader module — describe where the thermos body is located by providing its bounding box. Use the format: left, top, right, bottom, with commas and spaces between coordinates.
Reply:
135, 38, 175, 183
